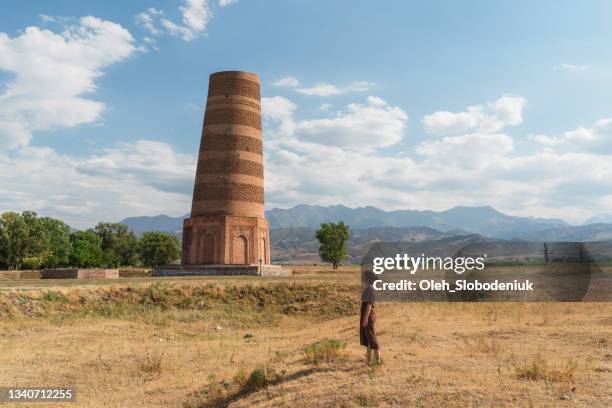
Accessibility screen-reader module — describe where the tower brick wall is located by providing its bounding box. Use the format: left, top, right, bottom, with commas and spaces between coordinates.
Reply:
182, 71, 271, 266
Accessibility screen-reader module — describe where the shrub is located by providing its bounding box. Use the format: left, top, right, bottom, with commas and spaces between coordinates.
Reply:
200, 366, 281, 407
304, 338, 347, 364
138, 351, 163, 376
232, 368, 248, 387
272, 350, 289, 362
514, 355, 577, 382
242, 365, 281, 392
141, 283, 172, 307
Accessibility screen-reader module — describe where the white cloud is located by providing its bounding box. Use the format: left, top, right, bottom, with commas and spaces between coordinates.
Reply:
348, 81, 375, 92
528, 134, 561, 147
416, 133, 514, 166
262, 96, 297, 139
142, 36, 160, 51
296, 83, 341, 97
77, 140, 196, 192
160, 19, 193, 40
262, 95, 409, 209
0, 16, 137, 149
422, 96, 527, 136
0, 142, 195, 229
296, 98, 407, 150
366, 96, 387, 107
422, 108, 481, 136
296, 80, 374, 97
179, 0, 211, 35
556, 64, 588, 71
493, 96, 525, 127
563, 118, 612, 153
262, 96, 297, 122
319, 103, 332, 111
0, 16, 196, 227
39, 14, 56, 23
262, 95, 407, 151
273, 76, 300, 87
528, 118, 612, 153
218, 0, 239, 7
262, 94, 612, 224
135, 8, 163, 36
136, 0, 212, 42
265, 138, 612, 225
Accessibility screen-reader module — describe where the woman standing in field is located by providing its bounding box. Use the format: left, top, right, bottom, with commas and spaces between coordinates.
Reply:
360, 271, 381, 365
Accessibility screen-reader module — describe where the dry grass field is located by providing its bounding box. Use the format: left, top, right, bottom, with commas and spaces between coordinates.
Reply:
0, 268, 610, 407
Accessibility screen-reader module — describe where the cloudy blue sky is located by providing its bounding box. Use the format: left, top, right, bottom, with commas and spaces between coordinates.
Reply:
1, 0, 612, 228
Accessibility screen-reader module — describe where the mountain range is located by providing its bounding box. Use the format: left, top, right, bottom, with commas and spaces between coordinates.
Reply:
119, 204, 572, 239
117, 205, 612, 263
265, 204, 569, 238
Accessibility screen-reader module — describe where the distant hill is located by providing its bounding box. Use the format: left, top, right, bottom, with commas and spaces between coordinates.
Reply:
270, 227, 556, 264
118, 205, 569, 239
520, 223, 612, 242
584, 215, 612, 224
265, 204, 568, 239
116, 207, 612, 264
270, 226, 461, 263
118, 214, 188, 236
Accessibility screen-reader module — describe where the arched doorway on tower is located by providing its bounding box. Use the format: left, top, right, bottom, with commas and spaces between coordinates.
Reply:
261, 236, 267, 264
233, 235, 248, 264
202, 233, 215, 264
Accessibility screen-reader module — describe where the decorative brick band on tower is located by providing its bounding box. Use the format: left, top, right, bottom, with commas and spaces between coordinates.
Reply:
182, 71, 271, 266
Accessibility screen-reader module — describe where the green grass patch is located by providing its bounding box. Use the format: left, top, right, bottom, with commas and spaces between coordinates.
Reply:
304, 338, 347, 365
41, 291, 68, 303
240, 365, 281, 393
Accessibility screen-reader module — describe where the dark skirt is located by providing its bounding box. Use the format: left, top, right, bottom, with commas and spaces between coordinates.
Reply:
359, 302, 379, 350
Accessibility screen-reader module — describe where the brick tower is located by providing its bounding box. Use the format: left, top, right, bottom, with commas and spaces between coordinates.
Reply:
182, 71, 270, 266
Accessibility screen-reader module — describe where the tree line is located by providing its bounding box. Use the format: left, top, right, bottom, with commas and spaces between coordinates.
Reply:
0, 211, 180, 270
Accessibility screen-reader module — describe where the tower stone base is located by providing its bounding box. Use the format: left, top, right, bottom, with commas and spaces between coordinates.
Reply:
152, 264, 291, 277
182, 215, 270, 265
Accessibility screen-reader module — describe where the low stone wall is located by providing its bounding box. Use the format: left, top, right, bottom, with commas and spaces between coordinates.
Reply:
260, 265, 292, 277
42, 269, 119, 279
0, 270, 42, 279
118, 268, 152, 278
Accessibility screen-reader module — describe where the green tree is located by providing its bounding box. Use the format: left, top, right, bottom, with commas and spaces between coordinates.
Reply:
0, 212, 73, 269
69, 230, 104, 268
94, 223, 139, 267
37, 217, 72, 268
139, 231, 181, 267
0, 212, 30, 269
22, 211, 46, 256
315, 221, 350, 269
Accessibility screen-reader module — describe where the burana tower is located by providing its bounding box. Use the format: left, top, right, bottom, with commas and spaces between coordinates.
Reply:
182, 71, 270, 267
